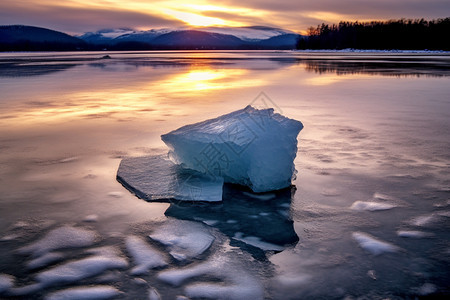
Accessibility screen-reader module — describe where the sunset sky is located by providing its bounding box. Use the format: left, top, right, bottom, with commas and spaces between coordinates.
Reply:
1, 0, 450, 35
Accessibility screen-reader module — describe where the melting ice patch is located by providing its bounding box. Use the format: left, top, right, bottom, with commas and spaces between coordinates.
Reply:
125, 236, 168, 275
233, 232, 285, 251
26, 252, 65, 270
36, 255, 128, 287
18, 226, 97, 257
397, 230, 434, 238
45, 285, 121, 300
350, 201, 396, 211
161, 106, 303, 193
148, 286, 161, 300
149, 219, 215, 261
158, 255, 264, 300
352, 232, 399, 255
117, 155, 223, 202
0, 274, 14, 294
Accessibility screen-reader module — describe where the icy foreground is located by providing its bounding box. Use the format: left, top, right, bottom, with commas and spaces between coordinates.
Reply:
162, 106, 303, 193
1, 219, 267, 299
117, 155, 223, 202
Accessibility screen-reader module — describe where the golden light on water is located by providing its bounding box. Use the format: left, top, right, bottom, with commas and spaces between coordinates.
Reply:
0, 66, 265, 128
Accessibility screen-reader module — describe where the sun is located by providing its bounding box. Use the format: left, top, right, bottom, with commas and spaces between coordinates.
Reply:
162, 9, 227, 27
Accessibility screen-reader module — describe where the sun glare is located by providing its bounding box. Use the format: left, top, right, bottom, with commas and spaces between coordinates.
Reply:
161, 9, 227, 27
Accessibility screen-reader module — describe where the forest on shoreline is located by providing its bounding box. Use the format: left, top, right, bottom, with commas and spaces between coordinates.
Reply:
297, 18, 450, 50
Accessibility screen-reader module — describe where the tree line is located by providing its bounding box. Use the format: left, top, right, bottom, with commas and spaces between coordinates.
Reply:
297, 18, 450, 50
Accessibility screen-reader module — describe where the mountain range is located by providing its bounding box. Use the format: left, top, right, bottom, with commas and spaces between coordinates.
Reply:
0, 25, 301, 51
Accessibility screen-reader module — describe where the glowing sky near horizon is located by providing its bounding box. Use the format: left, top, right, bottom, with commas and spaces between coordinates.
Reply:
1, 0, 449, 34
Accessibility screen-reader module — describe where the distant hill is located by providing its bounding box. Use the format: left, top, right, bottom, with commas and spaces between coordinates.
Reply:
150, 30, 246, 49
0, 25, 302, 51
0, 25, 86, 51
254, 34, 301, 49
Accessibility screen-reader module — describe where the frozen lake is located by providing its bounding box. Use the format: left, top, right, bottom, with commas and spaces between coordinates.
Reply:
0, 51, 449, 299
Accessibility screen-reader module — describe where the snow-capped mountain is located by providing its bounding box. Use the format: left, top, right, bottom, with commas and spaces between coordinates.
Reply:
199, 26, 295, 41
78, 28, 171, 45
77, 26, 301, 49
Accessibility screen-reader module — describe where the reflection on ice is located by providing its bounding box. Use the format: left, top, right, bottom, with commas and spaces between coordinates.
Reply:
117, 153, 298, 256
165, 185, 298, 255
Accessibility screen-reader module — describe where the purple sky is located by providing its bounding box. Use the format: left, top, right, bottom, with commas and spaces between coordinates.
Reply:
1, 0, 449, 34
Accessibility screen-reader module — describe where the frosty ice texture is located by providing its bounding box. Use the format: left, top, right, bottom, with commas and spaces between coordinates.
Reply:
117, 155, 223, 202
162, 106, 303, 193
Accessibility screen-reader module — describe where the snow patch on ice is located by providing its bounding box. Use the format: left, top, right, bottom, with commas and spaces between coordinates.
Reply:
373, 192, 394, 201
107, 191, 124, 198
18, 226, 97, 257
397, 230, 434, 238
125, 236, 168, 275
202, 220, 219, 226
148, 286, 161, 300
416, 283, 437, 296
0, 274, 14, 294
158, 255, 264, 300
149, 220, 215, 261
233, 232, 285, 251
350, 201, 396, 211
44, 285, 121, 300
352, 232, 399, 255
408, 213, 448, 227
273, 273, 311, 288
83, 214, 99, 222
36, 255, 128, 287
0, 233, 21, 242
26, 252, 65, 270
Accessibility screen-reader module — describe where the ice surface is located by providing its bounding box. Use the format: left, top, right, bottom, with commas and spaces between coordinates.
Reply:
18, 226, 97, 257
0, 274, 14, 294
36, 255, 128, 287
397, 230, 434, 238
45, 285, 121, 300
161, 106, 303, 193
352, 232, 399, 255
125, 236, 168, 275
117, 155, 223, 202
350, 201, 396, 211
149, 219, 215, 261
26, 252, 65, 270
158, 255, 264, 300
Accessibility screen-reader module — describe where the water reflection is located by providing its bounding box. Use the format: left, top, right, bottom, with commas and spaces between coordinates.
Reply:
0, 63, 76, 77
116, 155, 299, 259
297, 56, 450, 77
165, 185, 299, 259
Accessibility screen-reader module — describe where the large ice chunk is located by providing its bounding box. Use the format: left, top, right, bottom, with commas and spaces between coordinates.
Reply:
161, 106, 303, 193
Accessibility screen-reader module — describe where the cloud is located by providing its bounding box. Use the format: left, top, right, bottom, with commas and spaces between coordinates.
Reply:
0, 2, 184, 34
1, 0, 449, 34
